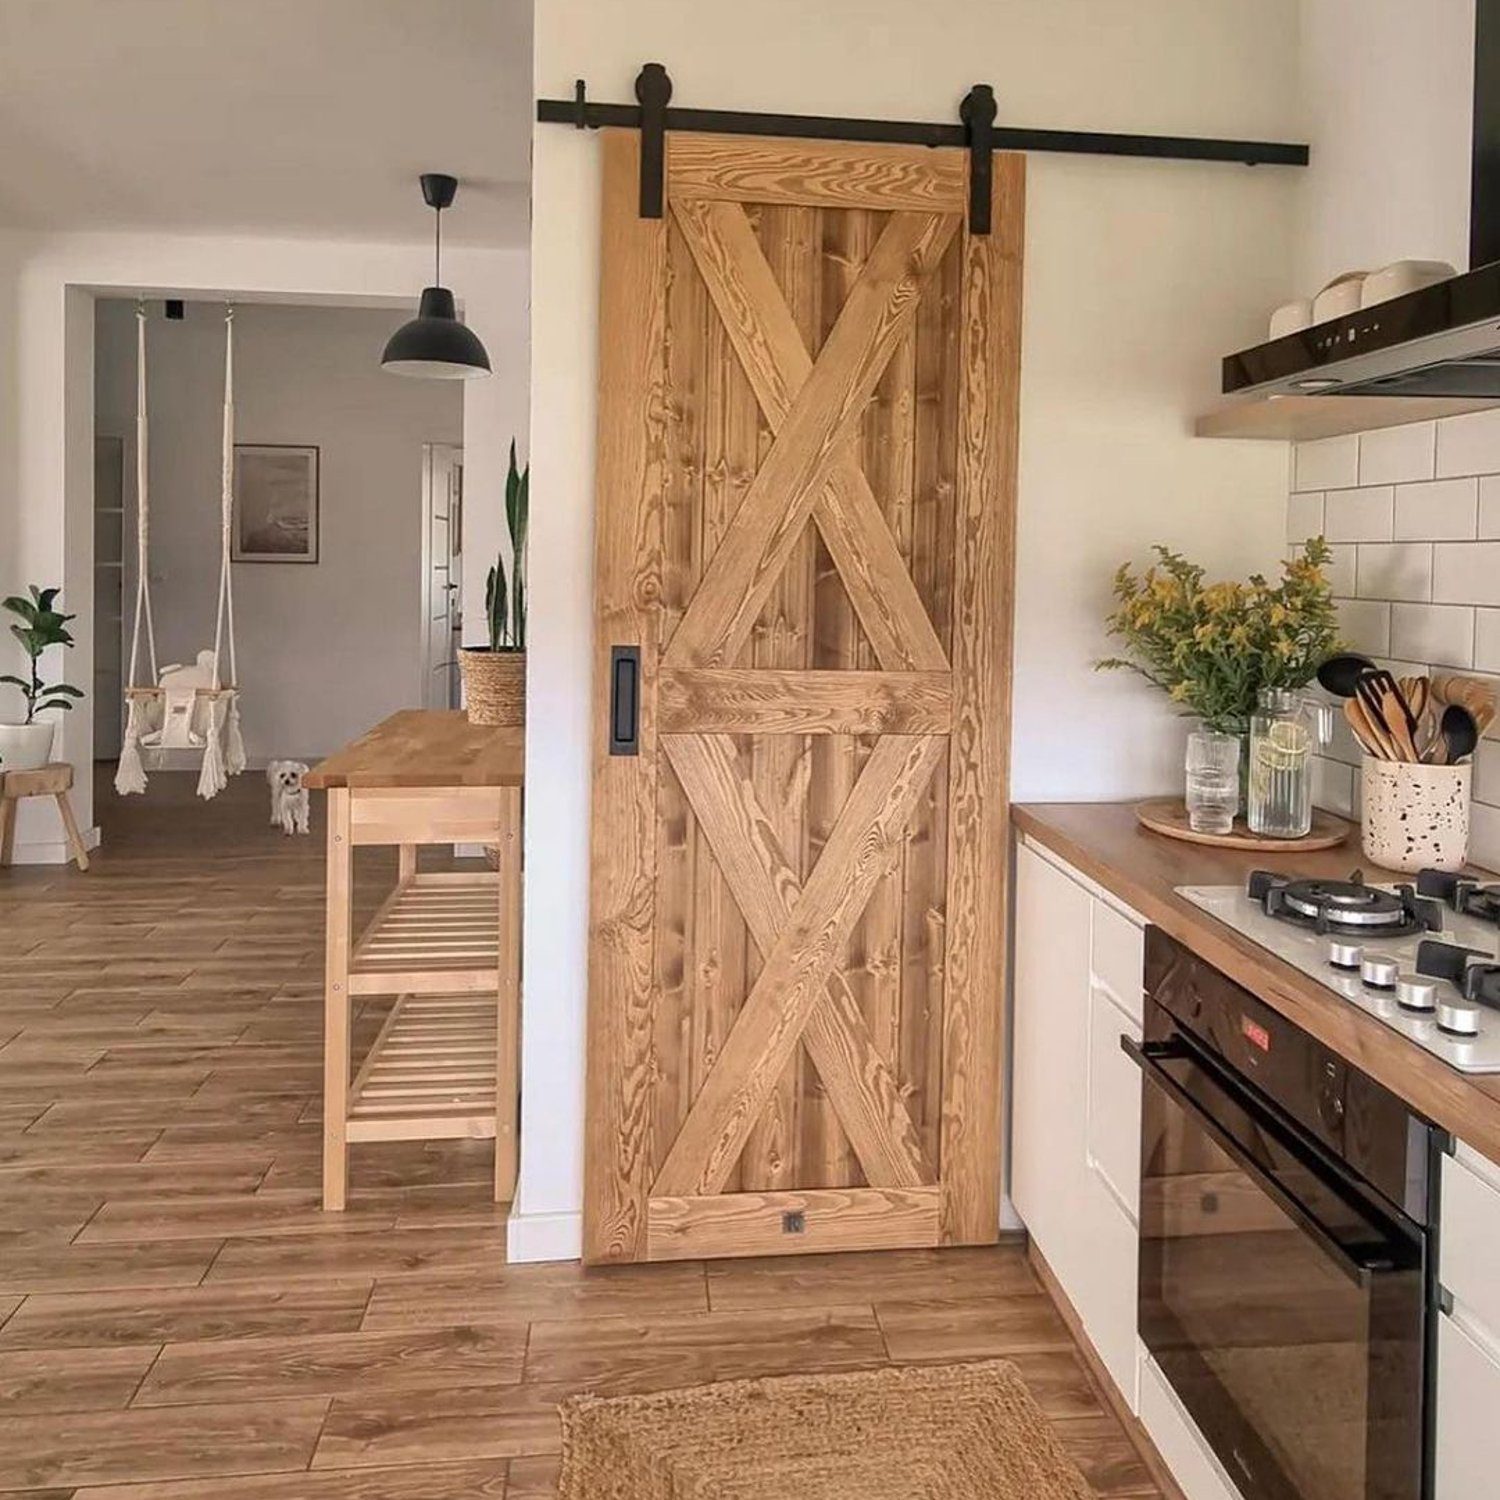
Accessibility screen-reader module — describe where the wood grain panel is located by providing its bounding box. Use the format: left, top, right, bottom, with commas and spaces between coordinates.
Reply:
739, 200, 817, 1195
939, 154, 1024, 1245
670, 195, 948, 673
584, 128, 670, 1265
663, 734, 930, 1189
658, 668, 952, 735
647, 1186, 941, 1260
667, 135, 968, 213
662, 210, 957, 670
652, 734, 944, 1197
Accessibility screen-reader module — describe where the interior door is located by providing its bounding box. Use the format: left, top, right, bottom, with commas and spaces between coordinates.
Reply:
422, 443, 464, 710
586, 129, 1023, 1264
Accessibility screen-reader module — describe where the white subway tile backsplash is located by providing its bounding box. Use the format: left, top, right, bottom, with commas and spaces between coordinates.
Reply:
1286, 490, 1324, 543
1355, 543, 1432, 602
1325, 544, 1356, 597
1475, 610, 1500, 674
1294, 435, 1359, 491
1359, 422, 1435, 486
1325, 486, 1394, 543
1436, 408, 1500, 478
1474, 739, 1500, 808
1480, 475, 1500, 539
1433, 541, 1500, 606
1392, 478, 1478, 541
1312, 755, 1356, 819
1335, 599, 1391, 657
1389, 603, 1474, 668
1471, 800, 1500, 874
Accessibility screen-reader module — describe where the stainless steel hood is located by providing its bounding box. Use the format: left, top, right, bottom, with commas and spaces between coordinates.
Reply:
1222, 0, 1500, 403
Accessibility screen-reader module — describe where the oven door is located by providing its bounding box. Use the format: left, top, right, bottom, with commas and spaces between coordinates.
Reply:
1126, 1033, 1426, 1500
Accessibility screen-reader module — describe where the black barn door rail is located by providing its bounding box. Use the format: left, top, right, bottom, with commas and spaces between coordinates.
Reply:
536, 63, 1310, 233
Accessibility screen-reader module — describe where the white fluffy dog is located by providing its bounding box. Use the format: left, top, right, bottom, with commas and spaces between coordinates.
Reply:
266, 760, 311, 836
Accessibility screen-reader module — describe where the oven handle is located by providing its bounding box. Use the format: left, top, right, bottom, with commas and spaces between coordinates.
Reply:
1122, 1035, 1404, 1291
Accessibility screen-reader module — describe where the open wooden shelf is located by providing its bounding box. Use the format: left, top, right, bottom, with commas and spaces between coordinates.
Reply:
349, 872, 500, 997
1195, 393, 1500, 441
346, 993, 498, 1142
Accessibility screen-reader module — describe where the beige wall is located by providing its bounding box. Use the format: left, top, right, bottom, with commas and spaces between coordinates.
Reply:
94, 298, 463, 764
515, 0, 1303, 1259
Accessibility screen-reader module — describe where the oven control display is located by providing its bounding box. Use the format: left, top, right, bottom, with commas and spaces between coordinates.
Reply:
1241, 1016, 1271, 1053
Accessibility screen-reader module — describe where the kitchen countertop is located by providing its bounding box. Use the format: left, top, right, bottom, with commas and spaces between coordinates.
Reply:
1013, 801, 1500, 1168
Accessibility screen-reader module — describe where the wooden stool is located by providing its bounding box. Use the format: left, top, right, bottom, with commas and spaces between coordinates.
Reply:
0, 762, 90, 871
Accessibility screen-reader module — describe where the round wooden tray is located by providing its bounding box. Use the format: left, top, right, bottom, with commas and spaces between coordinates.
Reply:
1135, 799, 1352, 852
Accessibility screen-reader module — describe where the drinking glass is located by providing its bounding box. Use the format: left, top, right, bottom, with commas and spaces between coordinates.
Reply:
1185, 730, 1241, 835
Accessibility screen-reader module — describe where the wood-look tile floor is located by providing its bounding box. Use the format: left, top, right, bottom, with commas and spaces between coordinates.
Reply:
0, 771, 1163, 1498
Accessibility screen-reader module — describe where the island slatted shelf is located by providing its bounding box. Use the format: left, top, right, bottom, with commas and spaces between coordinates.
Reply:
305, 710, 523, 1211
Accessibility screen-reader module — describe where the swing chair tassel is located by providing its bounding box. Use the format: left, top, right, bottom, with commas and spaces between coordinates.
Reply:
223, 694, 246, 775
196, 714, 227, 800
115, 699, 148, 796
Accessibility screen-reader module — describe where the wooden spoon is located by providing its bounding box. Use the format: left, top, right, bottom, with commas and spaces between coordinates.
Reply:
1344, 695, 1395, 759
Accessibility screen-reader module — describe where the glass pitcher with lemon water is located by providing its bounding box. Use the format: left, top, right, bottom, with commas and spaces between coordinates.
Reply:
1247, 687, 1334, 838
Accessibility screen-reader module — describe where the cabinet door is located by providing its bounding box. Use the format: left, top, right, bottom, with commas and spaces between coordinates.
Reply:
1436, 1311, 1500, 1500
1011, 842, 1092, 1279
1079, 981, 1142, 1401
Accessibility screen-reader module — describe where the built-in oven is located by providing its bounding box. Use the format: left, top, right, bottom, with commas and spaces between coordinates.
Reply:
1126, 930, 1445, 1500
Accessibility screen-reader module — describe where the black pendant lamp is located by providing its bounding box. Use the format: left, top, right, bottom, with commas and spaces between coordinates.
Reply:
381, 173, 491, 379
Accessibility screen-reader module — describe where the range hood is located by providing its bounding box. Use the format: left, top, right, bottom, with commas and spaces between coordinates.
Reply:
1222, 0, 1500, 403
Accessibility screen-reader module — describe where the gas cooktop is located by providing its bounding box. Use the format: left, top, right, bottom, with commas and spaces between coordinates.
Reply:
1178, 869, 1500, 1074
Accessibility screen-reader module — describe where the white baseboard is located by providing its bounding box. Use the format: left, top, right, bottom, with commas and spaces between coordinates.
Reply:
8, 825, 101, 866
506, 1209, 583, 1263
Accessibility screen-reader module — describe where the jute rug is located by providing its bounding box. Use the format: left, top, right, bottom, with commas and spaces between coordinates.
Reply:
557, 1358, 1096, 1499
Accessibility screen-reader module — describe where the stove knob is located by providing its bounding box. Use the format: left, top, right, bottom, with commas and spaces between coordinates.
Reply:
1396, 974, 1439, 1013
1361, 952, 1400, 990
1437, 995, 1482, 1037
1328, 939, 1364, 971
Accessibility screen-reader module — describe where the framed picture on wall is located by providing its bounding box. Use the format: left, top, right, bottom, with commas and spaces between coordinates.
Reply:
232, 444, 320, 563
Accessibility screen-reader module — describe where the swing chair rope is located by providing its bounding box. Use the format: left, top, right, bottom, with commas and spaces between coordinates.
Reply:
209, 306, 236, 690
125, 304, 159, 690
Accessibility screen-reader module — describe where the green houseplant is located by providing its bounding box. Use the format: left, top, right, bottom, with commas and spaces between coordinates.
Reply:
1097, 538, 1341, 736
0, 586, 82, 770
459, 441, 528, 726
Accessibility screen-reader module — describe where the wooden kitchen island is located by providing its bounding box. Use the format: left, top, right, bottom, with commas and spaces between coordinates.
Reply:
305, 710, 523, 1211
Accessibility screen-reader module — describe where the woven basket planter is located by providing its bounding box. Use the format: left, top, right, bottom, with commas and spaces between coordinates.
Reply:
459, 649, 526, 727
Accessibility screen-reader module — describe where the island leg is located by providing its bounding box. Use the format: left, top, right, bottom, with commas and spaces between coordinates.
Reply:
323, 787, 352, 1211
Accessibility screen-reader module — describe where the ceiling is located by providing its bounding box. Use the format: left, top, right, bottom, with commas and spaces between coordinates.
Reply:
0, 0, 532, 244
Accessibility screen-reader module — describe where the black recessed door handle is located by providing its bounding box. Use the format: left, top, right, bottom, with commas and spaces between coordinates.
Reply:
609, 646, 640, 756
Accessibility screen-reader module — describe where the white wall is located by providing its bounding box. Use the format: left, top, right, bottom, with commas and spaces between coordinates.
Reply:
1295, 0, 1475, 290
0, 228, 528, 859
516, 0, 1302, 1260
94, 299, 462, 763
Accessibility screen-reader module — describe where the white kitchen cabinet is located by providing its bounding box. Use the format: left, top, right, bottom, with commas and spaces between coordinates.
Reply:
1011, 836, 1144, 1408
1011, 841, 1092, 1284
1436, 1143, 1500, 1500
1435, 1311, 1500, 1500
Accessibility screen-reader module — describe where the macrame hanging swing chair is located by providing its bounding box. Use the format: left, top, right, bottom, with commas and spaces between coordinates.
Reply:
115, 303, 246, 800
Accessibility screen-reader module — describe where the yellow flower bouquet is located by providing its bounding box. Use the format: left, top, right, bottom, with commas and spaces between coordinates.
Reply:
1098, 538, 1340, 735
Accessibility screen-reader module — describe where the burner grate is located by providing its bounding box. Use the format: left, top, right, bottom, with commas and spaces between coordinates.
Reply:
1247, 869, 1444, 937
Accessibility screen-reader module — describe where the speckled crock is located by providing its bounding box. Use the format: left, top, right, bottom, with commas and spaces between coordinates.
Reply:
1360, 757, 1472, 873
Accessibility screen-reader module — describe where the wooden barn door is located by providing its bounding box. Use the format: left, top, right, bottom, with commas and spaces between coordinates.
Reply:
586, 129, 1023, 1264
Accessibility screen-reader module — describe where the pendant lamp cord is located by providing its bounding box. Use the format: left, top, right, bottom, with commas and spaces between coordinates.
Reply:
433, 203, 442, 286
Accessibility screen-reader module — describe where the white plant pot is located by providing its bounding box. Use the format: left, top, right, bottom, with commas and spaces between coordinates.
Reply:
1361, 757, 1471, 873
0, 721, 55, 772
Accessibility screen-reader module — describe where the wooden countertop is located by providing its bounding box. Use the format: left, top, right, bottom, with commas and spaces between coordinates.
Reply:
1013, 801, 1500, 1167
305, 711, 524, 790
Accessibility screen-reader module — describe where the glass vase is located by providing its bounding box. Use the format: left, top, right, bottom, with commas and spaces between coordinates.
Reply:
1185, 729, 1241, 835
